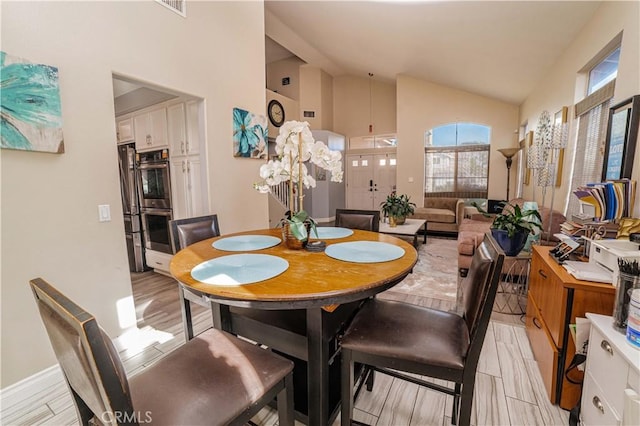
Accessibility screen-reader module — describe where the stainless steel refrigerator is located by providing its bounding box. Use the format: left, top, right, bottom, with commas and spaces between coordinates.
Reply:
118, 143, 146, 272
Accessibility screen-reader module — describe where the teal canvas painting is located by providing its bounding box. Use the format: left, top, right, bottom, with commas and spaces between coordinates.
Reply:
233, 107, 267, 159
1, 51, 64, 153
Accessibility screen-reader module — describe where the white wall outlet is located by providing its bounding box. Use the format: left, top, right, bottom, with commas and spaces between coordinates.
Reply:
408, 177, 414, 183
98, 204, 111, 222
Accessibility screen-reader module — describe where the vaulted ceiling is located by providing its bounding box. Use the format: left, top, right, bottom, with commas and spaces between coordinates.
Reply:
265, 1, 602, 105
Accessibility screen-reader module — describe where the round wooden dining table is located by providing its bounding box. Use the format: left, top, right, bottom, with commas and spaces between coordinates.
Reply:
170, 227, 418, 425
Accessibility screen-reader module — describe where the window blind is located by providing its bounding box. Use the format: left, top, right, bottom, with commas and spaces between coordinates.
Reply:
425, 145, 489, 199
566, 84, 614, 215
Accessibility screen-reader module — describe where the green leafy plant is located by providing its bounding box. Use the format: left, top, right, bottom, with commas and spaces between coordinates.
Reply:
279, 210, 317, 242
380, 192, 416, 219
474, 201, 542, 238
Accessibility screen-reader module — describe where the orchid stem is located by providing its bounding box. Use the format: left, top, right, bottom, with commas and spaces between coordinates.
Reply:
298, 131, 304, 213
289, 149, 294, 213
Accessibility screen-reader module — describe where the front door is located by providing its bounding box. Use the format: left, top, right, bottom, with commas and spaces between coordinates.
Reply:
346, 152, 396, 210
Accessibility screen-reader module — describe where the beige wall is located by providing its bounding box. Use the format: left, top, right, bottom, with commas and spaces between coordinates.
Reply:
520, 1, 640, 215
333, 75, 396, 140
299, 65, 321, 129
321, 69, 334, 130
266, 89, 299, 139
1, 1, 268, 387
266, 56, 305, 101
396, 75, 519, 204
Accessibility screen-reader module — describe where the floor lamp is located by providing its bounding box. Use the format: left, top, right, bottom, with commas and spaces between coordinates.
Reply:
498, 147, 522, 200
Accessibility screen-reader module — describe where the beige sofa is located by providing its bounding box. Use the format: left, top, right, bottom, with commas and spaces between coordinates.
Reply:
411, 197, 465, 233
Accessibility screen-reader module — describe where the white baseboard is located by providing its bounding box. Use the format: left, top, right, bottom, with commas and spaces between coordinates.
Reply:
314, 216, 335, 224
0, 364, 64, 410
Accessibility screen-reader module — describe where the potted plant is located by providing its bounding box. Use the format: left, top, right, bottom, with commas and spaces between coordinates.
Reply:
475, 201, 542, 256
380, 192, 416, 227
254, 121, 343, 248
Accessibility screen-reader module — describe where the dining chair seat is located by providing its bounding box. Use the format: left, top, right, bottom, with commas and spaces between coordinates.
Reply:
129, 328, 293, 425
30, 277, 295, 426
341, 300, 469, 374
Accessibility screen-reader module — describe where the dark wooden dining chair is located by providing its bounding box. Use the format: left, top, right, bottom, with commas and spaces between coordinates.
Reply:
169, 214, 220, 253
169, 214, 220, 340
340, 234, 505, 426
335, 209, 380, 232
29, 277, 294, 426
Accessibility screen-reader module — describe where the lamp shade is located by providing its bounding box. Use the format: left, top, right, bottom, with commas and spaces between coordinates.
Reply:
498, 147, 521, 159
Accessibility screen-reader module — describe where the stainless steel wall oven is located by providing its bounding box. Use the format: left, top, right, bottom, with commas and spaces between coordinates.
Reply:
141, 208, 173, 254
138, 149, 171, 210
138, 149, 173, 254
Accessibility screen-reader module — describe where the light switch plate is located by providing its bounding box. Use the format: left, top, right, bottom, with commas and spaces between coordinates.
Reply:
98, 204, 111, 222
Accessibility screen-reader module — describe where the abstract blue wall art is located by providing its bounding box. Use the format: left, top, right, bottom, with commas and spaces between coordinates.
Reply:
233, 107, 267, 159
1, 51, 64, 153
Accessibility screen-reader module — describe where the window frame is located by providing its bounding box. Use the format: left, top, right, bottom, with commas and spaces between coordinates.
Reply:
424, 144, 490, 199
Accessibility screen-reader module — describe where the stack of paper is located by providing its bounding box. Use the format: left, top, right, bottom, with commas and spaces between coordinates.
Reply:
563, 260, 613, 283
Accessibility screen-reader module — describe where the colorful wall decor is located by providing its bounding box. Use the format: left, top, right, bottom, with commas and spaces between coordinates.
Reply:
232, 107, 267, 159
1, 51, 64, 153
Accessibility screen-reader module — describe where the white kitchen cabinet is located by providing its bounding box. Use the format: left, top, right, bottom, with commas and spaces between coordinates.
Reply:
168, 101, 200, 157
167, 103, 187, 156
170, 157, 205, 220
185, 100, 200, 156
134, 108, 168, 151
116, 117, 134, 143
581, 313, 640, 425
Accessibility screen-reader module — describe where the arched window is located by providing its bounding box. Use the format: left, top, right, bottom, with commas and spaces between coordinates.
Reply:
424, 123, 491, 198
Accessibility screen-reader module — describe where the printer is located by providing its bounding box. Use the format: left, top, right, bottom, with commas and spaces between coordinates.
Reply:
589, 239, 640, 286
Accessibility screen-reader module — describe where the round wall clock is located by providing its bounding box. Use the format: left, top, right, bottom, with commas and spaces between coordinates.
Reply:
268, 99, 285, 127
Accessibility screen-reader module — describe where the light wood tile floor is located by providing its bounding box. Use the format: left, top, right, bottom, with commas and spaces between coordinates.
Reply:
1, 270, 569, 426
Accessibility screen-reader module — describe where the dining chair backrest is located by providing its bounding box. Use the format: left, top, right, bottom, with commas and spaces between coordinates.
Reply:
459, 234, 505, 367
335, 209, 380, 232
170, 214, 220, 252
30, 278, 135, 423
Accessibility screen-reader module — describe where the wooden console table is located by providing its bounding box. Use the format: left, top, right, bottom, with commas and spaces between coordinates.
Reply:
525, 245, 615, 410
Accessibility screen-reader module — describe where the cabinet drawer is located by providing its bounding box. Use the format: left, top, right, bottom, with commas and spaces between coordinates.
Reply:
587, 326, 629, 416
145, 250, 171, 273
525, 294, 559, 403
529, 251, 565, 346
582, 371, 619, 425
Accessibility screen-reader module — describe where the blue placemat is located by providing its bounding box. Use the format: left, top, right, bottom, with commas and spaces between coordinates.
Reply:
324, 241, 405, 263
310, 227, 354, 239
212, 235, 281, 251
191, 254, 288, 285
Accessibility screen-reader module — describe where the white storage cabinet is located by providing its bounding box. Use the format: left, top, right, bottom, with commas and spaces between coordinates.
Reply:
581, 313, 640, 425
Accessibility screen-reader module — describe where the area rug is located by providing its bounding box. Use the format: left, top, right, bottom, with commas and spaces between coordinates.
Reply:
389, 236, 459, 302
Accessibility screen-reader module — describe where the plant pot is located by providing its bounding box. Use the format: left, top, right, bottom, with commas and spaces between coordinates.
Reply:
387, 215, 406, 228
281, 222, 309, 250
491, 228, 528, 256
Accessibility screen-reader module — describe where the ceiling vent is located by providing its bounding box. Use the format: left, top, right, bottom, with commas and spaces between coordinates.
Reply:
156, 0, 186, 17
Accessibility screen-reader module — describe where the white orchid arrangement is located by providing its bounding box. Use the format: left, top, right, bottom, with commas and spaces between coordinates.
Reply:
254, 121, 343, 241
